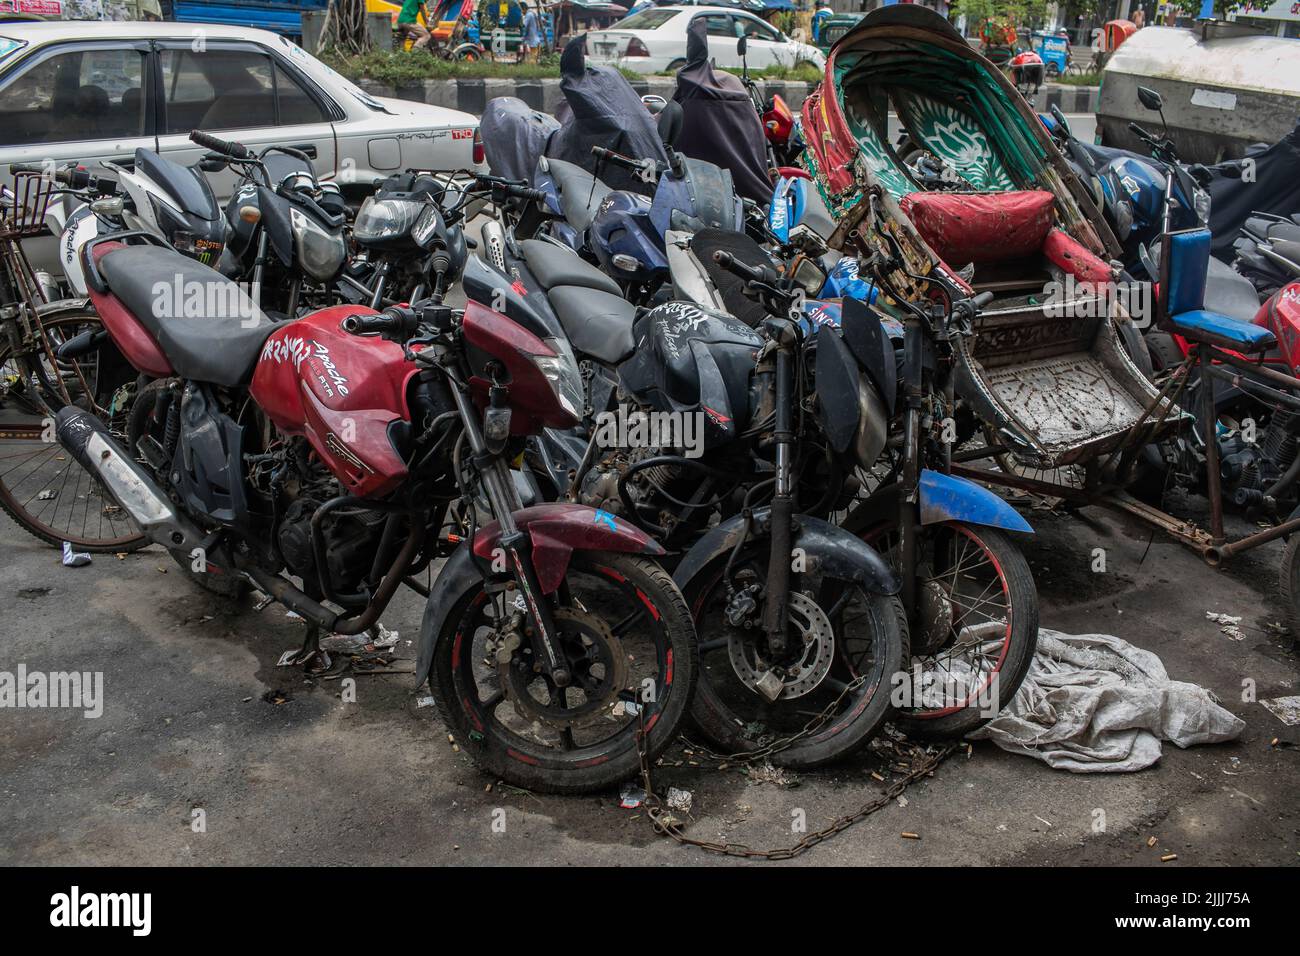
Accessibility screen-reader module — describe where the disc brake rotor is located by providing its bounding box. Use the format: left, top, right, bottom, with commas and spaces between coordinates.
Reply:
728, 591, 835, 701
498, 606, 630, 731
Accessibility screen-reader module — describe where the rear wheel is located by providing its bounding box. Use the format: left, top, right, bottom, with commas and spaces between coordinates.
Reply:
1281, 532, 1300, 639
857, 520, 1039, 740
431, 552, 697, 794
0, 311, 147, 552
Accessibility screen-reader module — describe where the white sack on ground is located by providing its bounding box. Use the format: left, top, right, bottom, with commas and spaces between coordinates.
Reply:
968, 629, 1245, 772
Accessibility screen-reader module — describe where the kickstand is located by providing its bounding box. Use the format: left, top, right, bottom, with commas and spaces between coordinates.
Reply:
294, 625, 332, 675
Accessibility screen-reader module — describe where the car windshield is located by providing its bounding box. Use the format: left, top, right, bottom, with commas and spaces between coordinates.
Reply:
0, 36, 25, 64
612, 9, 676, 30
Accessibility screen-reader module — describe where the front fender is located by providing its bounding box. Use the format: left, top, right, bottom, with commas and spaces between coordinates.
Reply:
919, 470, 1032, 533
472, 503, 664, 594
844, 470, 1032, 535
672, 509, 900, 598
413, 504, 666, 688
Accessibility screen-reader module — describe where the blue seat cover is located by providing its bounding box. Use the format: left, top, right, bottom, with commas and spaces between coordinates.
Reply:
1168, 309, 1276, 352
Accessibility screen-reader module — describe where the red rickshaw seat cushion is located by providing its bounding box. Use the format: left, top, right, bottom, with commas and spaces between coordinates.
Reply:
899, 189, 1056, 266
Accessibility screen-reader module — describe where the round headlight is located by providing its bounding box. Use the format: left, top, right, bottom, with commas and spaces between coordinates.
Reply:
353, 197, 425, 244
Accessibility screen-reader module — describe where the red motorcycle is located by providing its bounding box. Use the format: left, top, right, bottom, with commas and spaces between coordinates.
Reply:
55, 133, 697, 794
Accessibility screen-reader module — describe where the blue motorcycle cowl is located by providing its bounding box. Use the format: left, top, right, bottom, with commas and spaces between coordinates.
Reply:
672, 510, 901, 598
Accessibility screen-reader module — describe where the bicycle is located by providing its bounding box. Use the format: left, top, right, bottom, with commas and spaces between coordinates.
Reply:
0, 164, 145, 552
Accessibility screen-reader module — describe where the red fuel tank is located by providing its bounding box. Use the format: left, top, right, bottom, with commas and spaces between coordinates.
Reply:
249, 305, 417, 498
1256, 282, 1300, 373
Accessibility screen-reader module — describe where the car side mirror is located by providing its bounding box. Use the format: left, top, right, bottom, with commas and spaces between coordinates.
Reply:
1137, 86, 1163, 112
737, 35, 747, 58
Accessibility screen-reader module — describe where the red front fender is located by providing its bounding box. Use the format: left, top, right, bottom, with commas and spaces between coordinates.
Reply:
472, 504, 664, 594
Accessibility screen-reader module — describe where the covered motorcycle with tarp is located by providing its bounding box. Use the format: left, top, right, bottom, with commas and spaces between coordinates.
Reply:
800, 6, 1177, 470
672, 16, 773, 205
547, 34, 669, 196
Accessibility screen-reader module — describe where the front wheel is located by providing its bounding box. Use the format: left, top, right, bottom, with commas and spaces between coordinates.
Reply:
682, 541, 906, 768
857, 521, 1039, 740
431, 552, 697, 794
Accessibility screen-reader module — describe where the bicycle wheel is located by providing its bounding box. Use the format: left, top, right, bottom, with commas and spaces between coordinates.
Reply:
0, 310, 147, 551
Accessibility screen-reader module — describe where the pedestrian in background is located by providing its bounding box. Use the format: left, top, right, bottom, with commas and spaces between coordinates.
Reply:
397, 0, 433, 50
520, 1, 542, 64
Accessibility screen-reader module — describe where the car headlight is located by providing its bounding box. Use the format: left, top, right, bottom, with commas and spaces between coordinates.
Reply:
353, 196, 425, 244
1193, 185, 1212, 226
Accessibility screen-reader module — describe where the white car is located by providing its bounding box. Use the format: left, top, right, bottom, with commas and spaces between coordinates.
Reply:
586, 6, 825, 75
0, 20, 483, 210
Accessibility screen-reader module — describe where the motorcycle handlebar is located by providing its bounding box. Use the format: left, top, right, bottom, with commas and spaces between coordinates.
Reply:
189, 129, 251, 161
712, 250, 779, 287
341, 306, 419, 338
8, 162, 98, 190
473, 175, 544, 203
591, 146, 643, 171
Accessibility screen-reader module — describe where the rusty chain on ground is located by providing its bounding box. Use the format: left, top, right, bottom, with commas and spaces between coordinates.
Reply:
633, 686, 958, 860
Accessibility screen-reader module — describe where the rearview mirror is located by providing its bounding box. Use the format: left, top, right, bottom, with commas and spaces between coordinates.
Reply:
737, 36, 747, 58
1137, 86, 1163, 112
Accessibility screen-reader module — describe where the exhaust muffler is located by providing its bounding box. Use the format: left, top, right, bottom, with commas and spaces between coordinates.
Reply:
55, 406, 205, 553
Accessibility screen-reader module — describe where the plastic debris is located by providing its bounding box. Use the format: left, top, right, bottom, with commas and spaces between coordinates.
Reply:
619, 782, 647, 809
665, 787, 693, 814
60, 542, 91, 567
36, 489, 56, 500
901, 832, 920, 840
276, 649, 301, 667
1260, 696, 1300, 726
319, 633, 371, 653
416, 695, 436, 708
372, 623, 400, 649
1205, 611, 1244, 640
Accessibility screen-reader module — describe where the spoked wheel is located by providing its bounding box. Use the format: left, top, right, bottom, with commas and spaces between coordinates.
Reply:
857, 521, 1038, 739
0, 311, 146, 552
683, 544, 905, 768
431, 553, 697, 794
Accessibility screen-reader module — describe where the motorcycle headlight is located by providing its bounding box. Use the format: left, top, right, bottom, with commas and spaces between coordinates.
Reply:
353, 197, 425, 243
290, 207, 346, 281
531, 349, 584, 422
1193, 186, 1212, 226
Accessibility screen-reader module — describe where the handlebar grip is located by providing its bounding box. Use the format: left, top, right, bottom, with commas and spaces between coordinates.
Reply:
591, 145, 640, 171
8, 162, 90, 188
971, 291, 995, 309
9, 162, 46, 176
712, 250, 776, 286
190, 129, 251, 161
1127, 121, 1153, 141
342, 306, 419, 338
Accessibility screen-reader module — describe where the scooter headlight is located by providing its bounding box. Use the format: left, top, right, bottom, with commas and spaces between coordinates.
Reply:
531, 349, 584, 422
290, 207, 346, 281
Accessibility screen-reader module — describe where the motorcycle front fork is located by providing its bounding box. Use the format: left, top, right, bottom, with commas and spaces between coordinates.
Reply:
449, 379, 573, 687
761, 338, 796, 658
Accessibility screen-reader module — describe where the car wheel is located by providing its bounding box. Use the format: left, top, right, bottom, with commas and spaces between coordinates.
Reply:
666, 58, 686, 72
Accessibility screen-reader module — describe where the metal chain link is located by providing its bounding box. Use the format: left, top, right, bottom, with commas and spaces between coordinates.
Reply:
634, 701, 957, 860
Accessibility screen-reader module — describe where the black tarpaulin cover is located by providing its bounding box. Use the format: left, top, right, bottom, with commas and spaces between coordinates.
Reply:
546, 34, 669, 196
480, 96, 561, 184
1205, 118, 1300, 261
672, 17, 773, 205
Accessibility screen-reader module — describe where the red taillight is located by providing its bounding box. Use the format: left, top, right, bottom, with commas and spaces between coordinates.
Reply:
763, 94, 794, 146
472, 128, 484, 166
626, 37, 650, 57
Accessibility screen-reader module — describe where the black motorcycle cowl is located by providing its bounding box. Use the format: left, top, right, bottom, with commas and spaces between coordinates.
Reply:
689, 229, 775, 329
481, 96, 561, 183
547, 35, 669, 198
838, 295, 897, 417
135, 148, 221, 221
461, 254, 563, 343
672, 17, 773, 205
814, 325, 863, 454
257, 185, 296, 267
173, 384, 252, 532
618, 301, 762, 447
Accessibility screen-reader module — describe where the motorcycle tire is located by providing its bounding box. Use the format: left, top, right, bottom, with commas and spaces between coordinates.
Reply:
854, 520, 1039, 741
681, 542, 906, 768
1281, 532, 1300, 639
430, 552, 697, 794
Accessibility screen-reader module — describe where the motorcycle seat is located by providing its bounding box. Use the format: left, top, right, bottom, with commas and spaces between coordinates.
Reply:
521, 239, 621, 296
1204, 255, 1265, 323
97, 245, 275, 386
1167, 309, 1276, 353
543, 157, 613, 233
546, 285, 636, 365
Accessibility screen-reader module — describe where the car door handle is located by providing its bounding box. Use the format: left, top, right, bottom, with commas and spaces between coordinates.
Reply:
289, 144, 318, 159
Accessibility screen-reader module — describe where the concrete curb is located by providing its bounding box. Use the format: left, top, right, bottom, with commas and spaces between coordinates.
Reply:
361, 76, 1099, 119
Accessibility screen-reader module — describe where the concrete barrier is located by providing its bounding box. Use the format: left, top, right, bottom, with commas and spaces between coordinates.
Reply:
360, 76, 1099, 119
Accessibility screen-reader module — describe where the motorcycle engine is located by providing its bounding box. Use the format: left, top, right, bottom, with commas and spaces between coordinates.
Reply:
1220, 409, 1300, 508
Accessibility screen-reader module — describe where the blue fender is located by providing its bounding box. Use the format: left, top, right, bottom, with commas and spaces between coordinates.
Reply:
919, 469, 1033, 533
